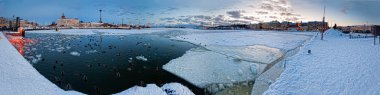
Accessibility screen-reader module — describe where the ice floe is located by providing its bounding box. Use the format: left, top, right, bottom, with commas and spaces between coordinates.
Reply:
136, 55, 148, 61
163, 48, 262, 89
70, 51, 81, 56
205, 45, 284, 64
85, 50, 97, 54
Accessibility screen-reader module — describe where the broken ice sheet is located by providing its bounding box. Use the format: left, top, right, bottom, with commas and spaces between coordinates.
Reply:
136, 55, 148, 61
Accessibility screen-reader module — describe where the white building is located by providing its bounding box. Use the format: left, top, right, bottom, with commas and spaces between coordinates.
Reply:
57, 13, 79, 27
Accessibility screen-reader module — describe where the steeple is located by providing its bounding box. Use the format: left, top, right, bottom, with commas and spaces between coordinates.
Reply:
61, 13, 66, 19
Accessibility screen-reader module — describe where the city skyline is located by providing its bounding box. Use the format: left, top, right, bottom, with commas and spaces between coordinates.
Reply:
0, 0, 379, 26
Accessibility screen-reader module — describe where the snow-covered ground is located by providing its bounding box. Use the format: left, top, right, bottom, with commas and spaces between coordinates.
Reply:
115, 83, 195, 95
264, 29, 380, 95
164, 30, 314, 93
0, 32, 83, 95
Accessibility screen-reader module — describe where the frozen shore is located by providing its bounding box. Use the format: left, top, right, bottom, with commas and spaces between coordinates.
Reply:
264, 29, 380, 95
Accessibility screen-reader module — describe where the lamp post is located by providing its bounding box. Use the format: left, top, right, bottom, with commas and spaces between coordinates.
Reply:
321, 5, 326, 40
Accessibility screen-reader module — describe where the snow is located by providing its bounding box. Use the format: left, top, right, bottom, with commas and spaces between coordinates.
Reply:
161, 83, 196, 95
115, 83, 195, 95
264, 29, 380, 95
0, 32, 83, 95
115, 84, 167, 95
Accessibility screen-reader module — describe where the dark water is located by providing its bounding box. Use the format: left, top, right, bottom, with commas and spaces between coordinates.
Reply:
18, 32, 205, 95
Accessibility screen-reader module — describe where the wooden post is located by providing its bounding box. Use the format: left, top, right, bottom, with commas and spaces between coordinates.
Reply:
21, 30, 25, 37
321, 31, 324, 40
375, 36, 377, 45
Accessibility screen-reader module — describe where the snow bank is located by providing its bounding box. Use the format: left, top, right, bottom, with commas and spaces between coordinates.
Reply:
161, 83, 195, 95
115, 83, 195, 95
0, 32, 83, 95
324, 29, 344, 37
264, 29, 380, 95
115, 84, 167, 95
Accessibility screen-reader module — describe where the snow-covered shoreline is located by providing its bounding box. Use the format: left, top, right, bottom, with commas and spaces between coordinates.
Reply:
264, 29, 380, 95
0, 32, 83, 95
251, 31, 318, 95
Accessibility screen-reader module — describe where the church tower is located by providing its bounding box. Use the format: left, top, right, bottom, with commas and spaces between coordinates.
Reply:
61, 13, 66, 19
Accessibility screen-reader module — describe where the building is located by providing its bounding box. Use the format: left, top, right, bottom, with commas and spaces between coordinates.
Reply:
248, 24, 260, 30
350, 25, 371, 33
307, 21, 328, 31
18, 20, 38, 29
0, 17, 8, 28
371, 25, 380, 36
57, 13, 80, 27
79, 22, 103, 28
260, 21, 282, 30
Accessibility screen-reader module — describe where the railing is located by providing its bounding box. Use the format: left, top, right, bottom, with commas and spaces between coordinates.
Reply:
349, 35, 374, 39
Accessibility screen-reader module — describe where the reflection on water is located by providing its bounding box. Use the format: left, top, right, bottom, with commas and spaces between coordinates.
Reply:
7, 36, 35, 56
11, 32, 205, 95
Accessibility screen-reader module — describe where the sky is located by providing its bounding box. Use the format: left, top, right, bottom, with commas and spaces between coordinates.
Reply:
0, 0, 379, 26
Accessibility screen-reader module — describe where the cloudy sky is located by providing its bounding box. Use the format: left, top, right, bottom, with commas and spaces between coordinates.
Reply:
0, 0, 379, 26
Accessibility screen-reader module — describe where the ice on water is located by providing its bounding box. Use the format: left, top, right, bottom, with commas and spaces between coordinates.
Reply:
205, 45, 284, 64
136, 55, 148, 62
70, 51, 81, 56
